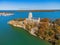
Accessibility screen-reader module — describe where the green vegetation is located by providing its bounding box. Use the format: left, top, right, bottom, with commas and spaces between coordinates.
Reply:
14, 18, 26, 21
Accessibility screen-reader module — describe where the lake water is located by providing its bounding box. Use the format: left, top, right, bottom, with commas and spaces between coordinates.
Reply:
0, 11, 60, 45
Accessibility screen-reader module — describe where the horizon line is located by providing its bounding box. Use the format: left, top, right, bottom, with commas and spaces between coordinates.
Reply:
0, 10, 60, 12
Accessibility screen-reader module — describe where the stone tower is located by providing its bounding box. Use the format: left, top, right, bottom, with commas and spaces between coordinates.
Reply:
28, 12, 32, 19
38, 18, 40, 23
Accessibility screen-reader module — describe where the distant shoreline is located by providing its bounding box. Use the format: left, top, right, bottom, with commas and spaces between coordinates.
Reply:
0, 10, 60, 12
17, 10, 60, 12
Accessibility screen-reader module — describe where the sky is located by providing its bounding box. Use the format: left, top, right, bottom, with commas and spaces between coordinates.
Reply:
0, 0, 60, 10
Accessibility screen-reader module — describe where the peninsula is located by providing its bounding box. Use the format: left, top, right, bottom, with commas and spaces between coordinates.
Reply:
8, 12, 60, 45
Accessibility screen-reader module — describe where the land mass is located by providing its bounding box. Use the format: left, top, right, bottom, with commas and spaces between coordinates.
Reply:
0, 10, 60, 12
0, 12, 14, 16
17, 10, 60, 12
8, 12, 60, 45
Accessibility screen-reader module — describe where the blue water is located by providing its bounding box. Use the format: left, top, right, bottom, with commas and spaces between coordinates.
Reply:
0, 11, 60, 45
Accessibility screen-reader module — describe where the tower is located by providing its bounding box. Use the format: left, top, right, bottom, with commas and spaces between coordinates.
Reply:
38, 18, 40, 23
28, 12, 32, 19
